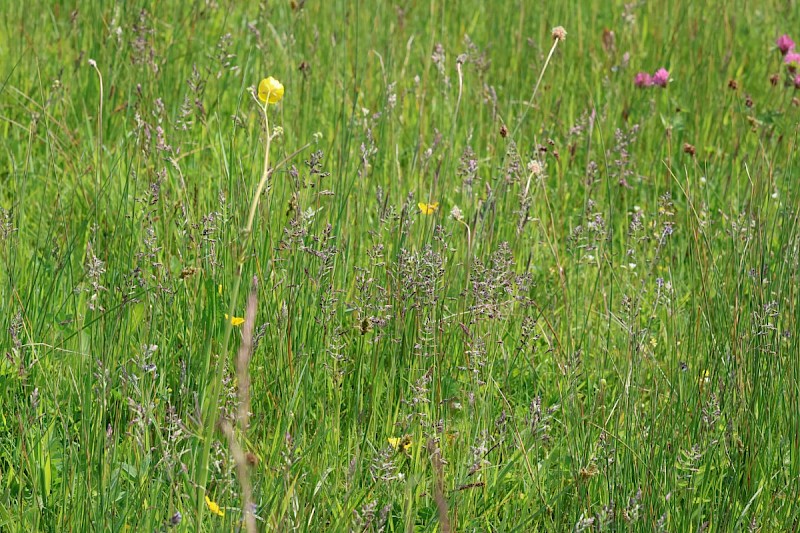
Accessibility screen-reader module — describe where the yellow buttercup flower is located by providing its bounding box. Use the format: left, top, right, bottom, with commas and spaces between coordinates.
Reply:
418, 202, 439, 215
224, 314, 245, 326
258, 76, 284, 104
388, 435, 412, 453
204, 495, 225, 517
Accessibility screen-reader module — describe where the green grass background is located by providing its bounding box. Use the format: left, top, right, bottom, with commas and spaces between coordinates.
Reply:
2, 0, 800, 530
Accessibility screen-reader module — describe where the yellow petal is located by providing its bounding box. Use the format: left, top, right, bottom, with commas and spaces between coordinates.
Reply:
258, 76, 285, 104
205, 495, 225, 517
224, 314, 245, 326
388, 436, 412, 452
418, 202, 439, 215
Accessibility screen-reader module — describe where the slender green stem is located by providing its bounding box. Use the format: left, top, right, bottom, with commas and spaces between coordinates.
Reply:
197, 92, 275, 525
512, 38, 560, 139
246, 100, 273, 236
88, 59, 103, 188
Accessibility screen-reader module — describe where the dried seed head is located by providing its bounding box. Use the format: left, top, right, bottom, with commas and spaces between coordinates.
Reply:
527, 159, 543, 175
602, 28, 615, 53
551, 26, 567, 41
246, 451, 259, 467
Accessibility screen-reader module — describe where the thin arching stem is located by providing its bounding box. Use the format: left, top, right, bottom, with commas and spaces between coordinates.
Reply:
512, 38, 560, 139
246, 98, 273, 236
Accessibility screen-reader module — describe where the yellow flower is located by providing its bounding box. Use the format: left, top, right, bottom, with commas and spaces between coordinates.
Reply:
225, 314, 245, 326
388, 435, 412, 453
204, 495, 225, 517
418, 202, 439, 215
258, 76, 285, 104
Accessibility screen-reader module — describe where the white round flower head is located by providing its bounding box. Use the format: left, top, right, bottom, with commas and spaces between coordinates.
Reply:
450, 205, 464, 221
527, 160, 543, 175
552, 26, 567, 41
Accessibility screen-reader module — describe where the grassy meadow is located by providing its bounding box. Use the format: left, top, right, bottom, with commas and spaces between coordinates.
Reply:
3, 0, 800, 530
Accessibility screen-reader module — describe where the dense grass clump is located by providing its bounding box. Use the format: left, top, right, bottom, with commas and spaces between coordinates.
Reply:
3, 1, 800, 530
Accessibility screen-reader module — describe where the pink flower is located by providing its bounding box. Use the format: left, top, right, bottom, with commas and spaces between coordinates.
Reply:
785, 52, 800, 71
777, 34, 795, 55
652, 68, 670, 87
634, 72, 652, 88
794, 75, 800, 89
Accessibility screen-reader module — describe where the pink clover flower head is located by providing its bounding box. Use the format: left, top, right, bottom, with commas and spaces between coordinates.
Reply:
652, 68, 670, 87
794, 75, 800, 89
777, 34, 795, 55
785, 52, 800, 71
634, 72, 652, 88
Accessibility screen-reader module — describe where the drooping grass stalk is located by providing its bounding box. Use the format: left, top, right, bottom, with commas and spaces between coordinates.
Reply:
511, 29, 565, 139
88, 59, 103, 189
451, 58, 465, 138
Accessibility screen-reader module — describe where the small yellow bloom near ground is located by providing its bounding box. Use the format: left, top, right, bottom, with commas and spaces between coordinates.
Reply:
205, 495, 225, 517
258, 76, 284, 104
224, 314, 245, 326
388, 435, 412, 453
418, 202, 439, 215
